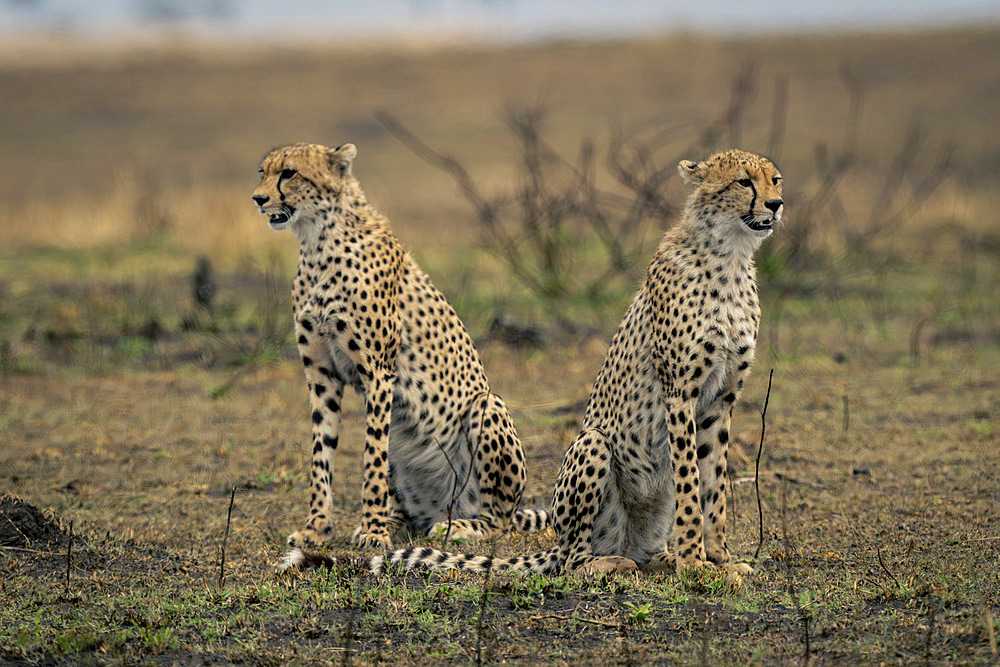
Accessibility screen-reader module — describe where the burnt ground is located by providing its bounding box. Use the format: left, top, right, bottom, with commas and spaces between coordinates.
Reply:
2, 332, 998, 664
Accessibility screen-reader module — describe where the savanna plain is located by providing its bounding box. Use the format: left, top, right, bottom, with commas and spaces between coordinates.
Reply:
0, 27, 998, 664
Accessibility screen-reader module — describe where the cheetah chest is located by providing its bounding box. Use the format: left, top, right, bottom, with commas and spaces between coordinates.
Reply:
696, 290, 758, 412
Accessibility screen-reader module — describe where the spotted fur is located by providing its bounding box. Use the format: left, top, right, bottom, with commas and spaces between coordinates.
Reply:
371, 149, 782, 576
252, 143, 548, 565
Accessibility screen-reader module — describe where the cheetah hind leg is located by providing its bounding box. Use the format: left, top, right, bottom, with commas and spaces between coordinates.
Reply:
428, 393, 527, 542
429, 508, 550, 541
512, 507, 550, 533
427, 517, 494, 542
553, 429, 631, 576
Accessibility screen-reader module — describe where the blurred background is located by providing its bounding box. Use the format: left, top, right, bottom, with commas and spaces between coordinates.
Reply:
2, 0, 998, 351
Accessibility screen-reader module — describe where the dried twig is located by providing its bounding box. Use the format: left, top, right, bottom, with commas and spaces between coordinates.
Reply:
752, 369, 774, 562
379, 107, 670, 316
728, 61, 758, 147
526, 613, 620, 628
802, 613, 811, 664
2, 510, 32, 547
777, 479, 811, 666
65, 520, 73, 594
876, 546, 901, 590
924, 600, 937, 661
0, 545, 60, 556
985, 606, 998, 660
218, 487, 235, 589
839, 62, 865, 156
341, 585, 357, 667
432, 393, 486, 547
733, 471, 803, 487
699, 612, 711, 667
767, 72, 789, 161
853, 113, 954, 250
475, 556, 493, 665
433, 436, 463, 547
910, 316, 931, 365
676, 62, 758, 157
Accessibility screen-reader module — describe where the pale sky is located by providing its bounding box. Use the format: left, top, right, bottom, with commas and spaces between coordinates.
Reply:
3, 0, 999, 40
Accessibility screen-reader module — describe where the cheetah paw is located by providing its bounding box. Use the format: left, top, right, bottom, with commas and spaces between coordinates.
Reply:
287, 528, 329, 549
578, 556, 638, 577
707, 550, 755, 576
727, 562, 754, 575
429, 521, 482, 542
352, 526, 392, 550
677, 558, 716, 573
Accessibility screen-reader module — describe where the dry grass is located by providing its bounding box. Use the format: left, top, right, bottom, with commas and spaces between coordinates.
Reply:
1, 26, 999, 664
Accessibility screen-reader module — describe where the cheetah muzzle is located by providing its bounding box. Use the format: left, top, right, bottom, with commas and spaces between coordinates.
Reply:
741, 212, 774, 232
267, 208, 293, 228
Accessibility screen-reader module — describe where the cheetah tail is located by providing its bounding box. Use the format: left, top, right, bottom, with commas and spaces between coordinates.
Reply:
512, 507, 550, 532
275, 547, 337, 573
369, 545, 561, 575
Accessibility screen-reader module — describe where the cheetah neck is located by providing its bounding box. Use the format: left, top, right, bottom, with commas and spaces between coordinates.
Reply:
292, 179, 389, 249
677, 208, 764, 270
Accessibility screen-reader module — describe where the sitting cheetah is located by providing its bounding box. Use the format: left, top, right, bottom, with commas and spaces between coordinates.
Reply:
251, 142, 547, 564
371, 148, 782, 576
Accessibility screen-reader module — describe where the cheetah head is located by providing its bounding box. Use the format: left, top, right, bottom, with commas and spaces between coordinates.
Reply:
678, 149, 783, 239
252, 142, 357, 231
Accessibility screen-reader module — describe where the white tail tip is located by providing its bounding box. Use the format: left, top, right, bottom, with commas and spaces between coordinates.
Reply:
276, 547, 305, 573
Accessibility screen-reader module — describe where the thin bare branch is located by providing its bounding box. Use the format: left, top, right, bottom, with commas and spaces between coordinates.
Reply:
219, 486, 236, 589
752, 368, 774, 562
767, 72, 789, 161
876, 545, 902, 590
839, 62, 866, 156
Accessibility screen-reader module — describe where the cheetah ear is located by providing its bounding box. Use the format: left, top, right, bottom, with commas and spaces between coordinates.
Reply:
677, 159, 704, 186
329, 143, 357, 178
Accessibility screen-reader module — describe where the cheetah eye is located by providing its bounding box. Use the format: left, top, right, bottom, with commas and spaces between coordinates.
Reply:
737, 178, 753, 188
772, 176, 782, 185
280, 168, 297, 180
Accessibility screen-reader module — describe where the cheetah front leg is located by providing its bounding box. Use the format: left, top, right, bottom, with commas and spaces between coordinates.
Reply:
287, 321, 346, 550
351, 368, 395, 550
429, 392, 526, 541
696, 395, 753, 574
664, 397, 714, 572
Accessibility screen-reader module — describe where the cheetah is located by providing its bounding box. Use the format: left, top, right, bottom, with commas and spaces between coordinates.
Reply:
371, 148, 782, 576
250, 143, 547, 566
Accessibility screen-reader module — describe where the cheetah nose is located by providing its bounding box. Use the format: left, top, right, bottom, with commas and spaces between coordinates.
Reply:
764, 198, 783, 213
252, 194, 269, 206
